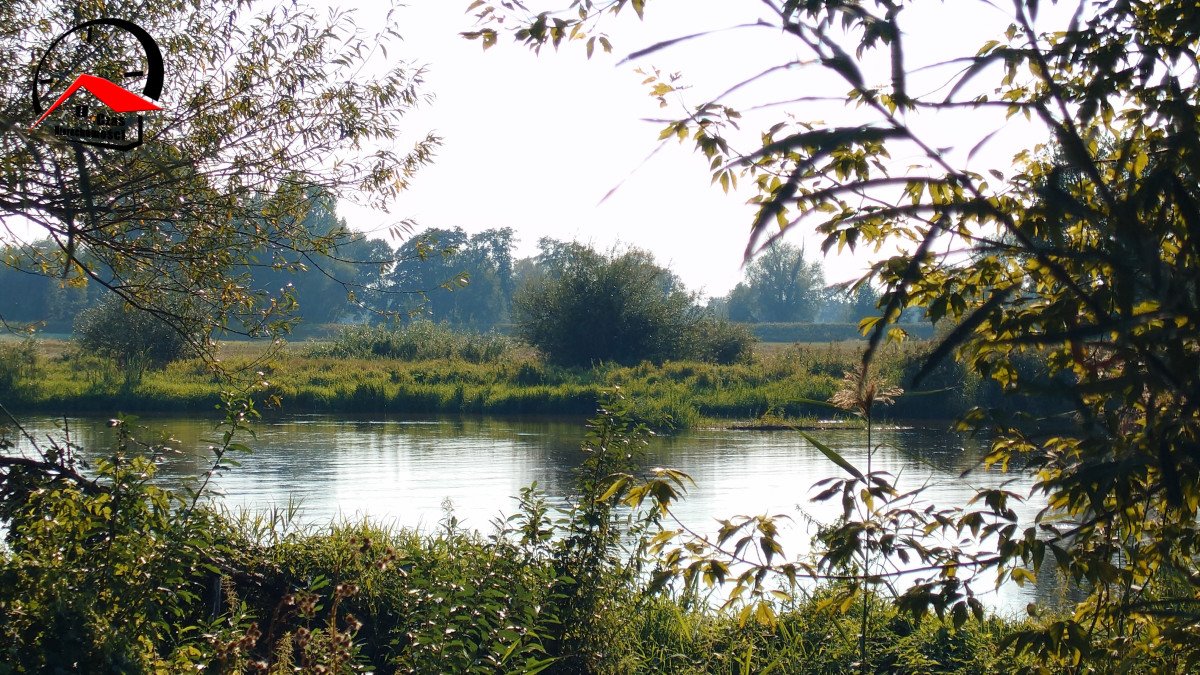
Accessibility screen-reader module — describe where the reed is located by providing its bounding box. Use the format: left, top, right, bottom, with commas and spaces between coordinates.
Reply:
4, 336, 987, 432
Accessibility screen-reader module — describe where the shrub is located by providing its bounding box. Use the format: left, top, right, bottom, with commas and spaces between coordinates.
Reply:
0, 417, 235, 671
311, 321, 518, 364
0, 337, 39, 395
688, 317, 755, 365
74, 298, 199, 386
514, 244, 754, 366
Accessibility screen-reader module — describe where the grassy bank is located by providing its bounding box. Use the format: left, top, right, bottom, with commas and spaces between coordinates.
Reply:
0, 501, 1029, 673
0, 335, 981, 431
0, 404, 1034, 674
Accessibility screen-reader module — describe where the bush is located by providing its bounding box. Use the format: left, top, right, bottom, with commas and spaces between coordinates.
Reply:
74, 298, 199, 386
688, 317, 755, 365
0, 418, 234, 671
0, 337, 39, 396
514, 245, 752, 366
310, 321, 518, 363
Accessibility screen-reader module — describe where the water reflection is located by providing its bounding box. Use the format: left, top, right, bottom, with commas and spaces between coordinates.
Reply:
8, 413, 1058, 614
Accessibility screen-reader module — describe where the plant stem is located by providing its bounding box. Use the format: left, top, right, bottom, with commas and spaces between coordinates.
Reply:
860, 407, 873, 675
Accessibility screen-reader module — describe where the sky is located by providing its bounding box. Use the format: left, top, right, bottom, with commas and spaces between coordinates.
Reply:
328, 0, 1080, 299
7, 1, 1078, 299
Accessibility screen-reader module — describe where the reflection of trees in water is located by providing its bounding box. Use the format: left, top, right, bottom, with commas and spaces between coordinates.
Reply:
26, 415, 588, 516
27, 418, 1021, 518
19, 416, 218, 479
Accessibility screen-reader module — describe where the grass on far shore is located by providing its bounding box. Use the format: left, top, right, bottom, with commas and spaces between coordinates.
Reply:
0, 334, 974, 432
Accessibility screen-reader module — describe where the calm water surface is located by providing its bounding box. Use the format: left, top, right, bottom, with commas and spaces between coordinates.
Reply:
8, 413, 1066, 615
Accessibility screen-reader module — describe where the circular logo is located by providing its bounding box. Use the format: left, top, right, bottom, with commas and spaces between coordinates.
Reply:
30, 18, 164, 150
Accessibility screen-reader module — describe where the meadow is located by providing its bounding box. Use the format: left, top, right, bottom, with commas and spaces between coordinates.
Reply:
0, 327, 978, 431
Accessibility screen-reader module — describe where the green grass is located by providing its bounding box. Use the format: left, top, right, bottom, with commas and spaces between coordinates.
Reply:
0, 337, 980, 432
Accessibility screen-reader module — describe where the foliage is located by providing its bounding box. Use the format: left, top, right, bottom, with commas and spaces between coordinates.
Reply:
514, 241, 752, 366
1, 196, 395, 335
241, 190, 396, 328
0, 241, 101, 331
74, 296, 199, 386
685, 317, 756, 365
387, 227, 518, 329
223, 517, 557, 674
819, 283, 887, 325
533, 391, 671, 671
625, 589, 1020, 674
0, 0, 437, 350
311, 321, 520, 364
728, 242, 826, 323
0, 409, 256, 672
2, 337, 1011, 431
0, 338, 39, 396
468, 0, 1200, 668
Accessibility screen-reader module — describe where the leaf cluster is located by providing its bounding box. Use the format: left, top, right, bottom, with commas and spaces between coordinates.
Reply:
0, 0, 439, 363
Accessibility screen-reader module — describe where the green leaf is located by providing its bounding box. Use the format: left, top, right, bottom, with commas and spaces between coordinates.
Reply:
801, 432, 864, 480
597, 474, 630, 502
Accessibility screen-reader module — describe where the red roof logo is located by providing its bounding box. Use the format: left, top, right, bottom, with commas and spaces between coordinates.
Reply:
30, 73, 161, 130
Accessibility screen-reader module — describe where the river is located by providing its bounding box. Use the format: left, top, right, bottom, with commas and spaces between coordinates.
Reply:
5, 413, 1069, 616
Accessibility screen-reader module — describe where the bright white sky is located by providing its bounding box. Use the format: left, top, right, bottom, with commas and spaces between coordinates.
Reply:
9, 0, 1078, 299
339, 0, 1082, 298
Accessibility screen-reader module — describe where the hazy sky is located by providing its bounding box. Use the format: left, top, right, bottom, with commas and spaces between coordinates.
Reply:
9, 1, 1074, 298
339, 0, 1079, 298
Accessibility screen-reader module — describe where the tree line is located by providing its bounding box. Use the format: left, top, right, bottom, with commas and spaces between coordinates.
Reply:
0, 196, 899, 335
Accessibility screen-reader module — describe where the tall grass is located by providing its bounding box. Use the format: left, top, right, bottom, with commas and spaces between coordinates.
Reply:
6, 334, 1000, 431
0, 337, 39, 396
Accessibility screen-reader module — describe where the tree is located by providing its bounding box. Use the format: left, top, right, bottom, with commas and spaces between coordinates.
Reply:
831, 283, 881, 325
387, 226, 517, 329
471, 0, 1200, 667
242, 190, 393, 328
0, 0, 438, 353
729, 242, 825, 322
723, 283, 756, 322
515, 240, 750, 365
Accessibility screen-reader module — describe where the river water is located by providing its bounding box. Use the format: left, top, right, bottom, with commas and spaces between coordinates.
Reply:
5, 413, 1070, 616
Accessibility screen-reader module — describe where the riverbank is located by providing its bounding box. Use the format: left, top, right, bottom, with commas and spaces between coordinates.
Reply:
0, 407, 1030, 673
1, 337, 976, 432
0, 498, 1027, 673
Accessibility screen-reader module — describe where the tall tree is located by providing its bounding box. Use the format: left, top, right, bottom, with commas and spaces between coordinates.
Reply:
730, 242, 824, 322
387, 226, 517, 328
243, 190, 393, 327
832, 283, 881, 325
0, 0, 438, 348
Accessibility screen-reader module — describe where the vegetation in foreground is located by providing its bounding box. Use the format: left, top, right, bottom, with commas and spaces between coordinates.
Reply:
0, 324, 1002, 431
5, 0, 1198, 671
0, 398, 1037, 674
